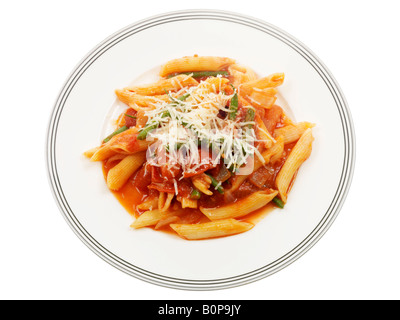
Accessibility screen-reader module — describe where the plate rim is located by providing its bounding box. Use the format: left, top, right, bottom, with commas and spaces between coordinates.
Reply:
46, 9, 356, 290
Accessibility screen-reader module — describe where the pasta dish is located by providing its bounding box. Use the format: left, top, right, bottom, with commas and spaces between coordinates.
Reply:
84, 55, 314, 240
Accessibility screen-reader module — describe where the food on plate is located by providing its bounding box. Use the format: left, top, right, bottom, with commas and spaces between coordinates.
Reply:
84, 55, 315, 240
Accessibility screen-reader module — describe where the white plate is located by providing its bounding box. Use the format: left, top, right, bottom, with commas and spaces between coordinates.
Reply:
46, 10, 355, 290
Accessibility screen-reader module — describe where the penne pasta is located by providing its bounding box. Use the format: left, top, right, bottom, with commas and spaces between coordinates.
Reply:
269, 135, 285, 164
245, 87, 277, 109
126, 75, 198, 96
180, 197, 198, 209
170, 219, 254, 240
83, 146, 100, 158
191, 173, 213, 196
228, 63, 258, 88
136, 195, 158, 211
240, 72, 285, 96
276, 128, 314, 203
105, 153, 127, 166
115, 89, 171, 109
155, 215, 180, 230
131, 207, 186, 229
130, 209, 164, 229
200, 190, 278, 220
159, 56, 235, 77
274, 122, 315, 144
90, 144, 116, 162
158, 192, 174, 212
106, 151, 146, 190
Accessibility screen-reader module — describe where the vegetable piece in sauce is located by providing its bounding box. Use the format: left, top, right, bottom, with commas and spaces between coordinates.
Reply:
206, 173, 224, 194
272, 196, 285, 208
190, 189, 202, 200
103, 126, 128, 143
229, 92, 239, 120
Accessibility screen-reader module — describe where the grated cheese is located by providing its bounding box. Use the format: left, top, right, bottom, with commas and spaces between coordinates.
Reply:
141, 77, 265, 179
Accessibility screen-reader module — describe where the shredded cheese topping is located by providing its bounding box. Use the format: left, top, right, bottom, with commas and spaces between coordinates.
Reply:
140, 76, 262, 179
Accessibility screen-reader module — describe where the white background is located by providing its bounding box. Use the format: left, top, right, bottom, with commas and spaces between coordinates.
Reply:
1, 0, 399, 300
